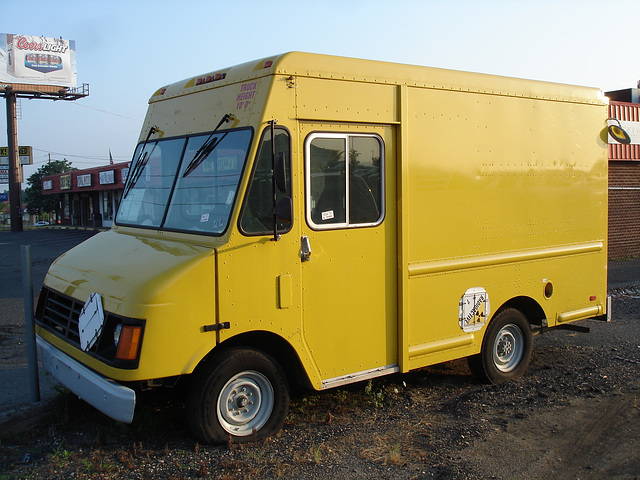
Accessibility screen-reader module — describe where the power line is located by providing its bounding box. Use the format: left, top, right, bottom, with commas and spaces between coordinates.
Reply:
68, 101, 143, 123
32, 147, 129, 162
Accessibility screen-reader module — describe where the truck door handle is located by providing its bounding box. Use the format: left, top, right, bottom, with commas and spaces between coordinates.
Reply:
301, 236, 312, 262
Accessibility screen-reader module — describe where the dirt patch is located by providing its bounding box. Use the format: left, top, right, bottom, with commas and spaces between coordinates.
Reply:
0, 294, 639, 479
465, 392, 640, 479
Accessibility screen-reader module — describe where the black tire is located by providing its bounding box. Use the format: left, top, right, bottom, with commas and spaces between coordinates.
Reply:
467, 308, 532, 384
186, 348, 289, 444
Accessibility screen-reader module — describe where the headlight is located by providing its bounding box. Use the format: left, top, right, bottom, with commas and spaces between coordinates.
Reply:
113, 323, 123, 346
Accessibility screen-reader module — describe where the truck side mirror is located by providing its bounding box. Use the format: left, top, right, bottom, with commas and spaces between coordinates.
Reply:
275, 197, 293, 224
275, 152, 287, 193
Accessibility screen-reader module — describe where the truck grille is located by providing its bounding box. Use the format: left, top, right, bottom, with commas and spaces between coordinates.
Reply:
36, 286, 145, 369
38, 288, 83, 345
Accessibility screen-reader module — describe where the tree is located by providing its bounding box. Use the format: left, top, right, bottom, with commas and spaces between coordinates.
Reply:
24, 159, 76, 219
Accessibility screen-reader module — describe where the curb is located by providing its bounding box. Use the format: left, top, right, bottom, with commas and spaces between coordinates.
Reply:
0, 394, 71, 440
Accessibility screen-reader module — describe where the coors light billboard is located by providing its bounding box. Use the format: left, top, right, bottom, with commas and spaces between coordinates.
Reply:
0, 34, 77, 87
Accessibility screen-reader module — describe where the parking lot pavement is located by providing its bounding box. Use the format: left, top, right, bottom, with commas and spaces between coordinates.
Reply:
0, 228, 101, 432
0, 227, 101, 299
0, 297, 62, 423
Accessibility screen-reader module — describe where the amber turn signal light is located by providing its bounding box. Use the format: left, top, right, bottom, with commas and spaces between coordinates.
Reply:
115, 325, 142, 361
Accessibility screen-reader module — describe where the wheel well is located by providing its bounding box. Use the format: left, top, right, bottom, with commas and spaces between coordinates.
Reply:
206, 331, 311, 389
495, 296, 546, 327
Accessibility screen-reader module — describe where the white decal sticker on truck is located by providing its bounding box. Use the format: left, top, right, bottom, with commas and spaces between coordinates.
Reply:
459, 287, 490, 332
321, 210, 334, 221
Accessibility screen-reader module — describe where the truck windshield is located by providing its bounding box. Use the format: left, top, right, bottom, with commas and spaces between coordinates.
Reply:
116, 128, 253, 234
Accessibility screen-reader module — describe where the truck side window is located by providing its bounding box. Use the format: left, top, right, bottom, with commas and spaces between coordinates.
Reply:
306, 133, 383, 229
239, 127, 292, 235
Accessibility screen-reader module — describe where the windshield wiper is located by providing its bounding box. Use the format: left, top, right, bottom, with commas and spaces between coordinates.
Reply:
122, 151, 149, 198
123, 125, 158, 198
182, 113, 233, 177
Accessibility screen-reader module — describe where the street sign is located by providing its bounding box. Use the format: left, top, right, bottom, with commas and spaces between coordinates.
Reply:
0, 146, 33, 165
0, 166, 22, 183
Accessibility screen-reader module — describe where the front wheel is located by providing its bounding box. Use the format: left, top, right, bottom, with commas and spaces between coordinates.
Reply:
468, 308, 532, 384
186, 348, 289, 444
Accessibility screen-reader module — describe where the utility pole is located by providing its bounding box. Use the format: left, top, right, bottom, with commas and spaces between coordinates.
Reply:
5, 87, 22, 232
1, 83, 89, 232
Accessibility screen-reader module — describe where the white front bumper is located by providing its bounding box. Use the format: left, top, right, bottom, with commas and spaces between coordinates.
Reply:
36, 334, 136, 423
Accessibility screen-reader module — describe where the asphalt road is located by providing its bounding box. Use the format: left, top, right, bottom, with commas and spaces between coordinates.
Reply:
0, 228, 100, 300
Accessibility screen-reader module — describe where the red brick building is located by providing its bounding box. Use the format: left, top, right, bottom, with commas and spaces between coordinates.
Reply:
606, 88, 640, 259
41, 162, 129, 228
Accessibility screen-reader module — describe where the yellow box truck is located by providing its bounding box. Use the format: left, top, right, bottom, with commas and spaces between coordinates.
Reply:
35, 52, 610, 444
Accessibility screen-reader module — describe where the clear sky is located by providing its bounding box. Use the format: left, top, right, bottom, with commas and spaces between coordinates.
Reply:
2, 0, 640, 182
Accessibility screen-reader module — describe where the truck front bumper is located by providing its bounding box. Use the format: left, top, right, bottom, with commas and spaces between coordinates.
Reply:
36, 334, 136, 423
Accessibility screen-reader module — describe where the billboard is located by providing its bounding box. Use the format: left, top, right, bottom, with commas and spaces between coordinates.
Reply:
0, 34, 77, 87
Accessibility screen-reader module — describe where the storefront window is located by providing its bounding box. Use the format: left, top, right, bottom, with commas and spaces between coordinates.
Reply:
102, 191, 114, 221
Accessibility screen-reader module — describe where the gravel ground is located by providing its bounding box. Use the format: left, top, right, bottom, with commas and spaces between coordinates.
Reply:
1, 291, 639, 480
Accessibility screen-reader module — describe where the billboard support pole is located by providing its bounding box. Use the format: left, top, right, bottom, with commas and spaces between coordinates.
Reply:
6, 87, 23, 232
1, 82, 89, 232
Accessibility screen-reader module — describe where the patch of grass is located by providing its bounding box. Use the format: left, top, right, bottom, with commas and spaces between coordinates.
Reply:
49, 441, 72, 468
359, 425, 426, 467
364, 379, 399, 408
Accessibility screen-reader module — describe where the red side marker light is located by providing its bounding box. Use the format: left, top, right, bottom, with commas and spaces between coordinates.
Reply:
590, 295, 597, 301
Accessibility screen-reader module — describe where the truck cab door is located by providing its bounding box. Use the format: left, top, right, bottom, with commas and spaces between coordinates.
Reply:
299, 124, 398, 387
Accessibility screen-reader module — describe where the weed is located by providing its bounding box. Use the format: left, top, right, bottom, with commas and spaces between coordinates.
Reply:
49, 441, 71, 468
388, 441, 402, 465
310, 444, 323, 464
81, 457, 94, 472
52, 383, 69, 396
198, 459, 209, 477
241, 445, 267, 461
364, 379, 392, 408
273, 464, 288, 478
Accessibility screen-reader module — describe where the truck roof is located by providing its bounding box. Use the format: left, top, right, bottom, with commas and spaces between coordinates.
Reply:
150, 51, 606, 106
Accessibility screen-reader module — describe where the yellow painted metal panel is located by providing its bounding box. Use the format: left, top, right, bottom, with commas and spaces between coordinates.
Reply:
397, 84, 411, 373
296, 77, 396, 124
399, 83, 608, 363
298, 123, 398, 384
278, 274, 293, 309
40, 229, 218, 381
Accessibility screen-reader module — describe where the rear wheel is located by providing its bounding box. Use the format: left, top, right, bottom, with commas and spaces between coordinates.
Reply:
187, 348, 289, 444
468, 308, 532, 384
